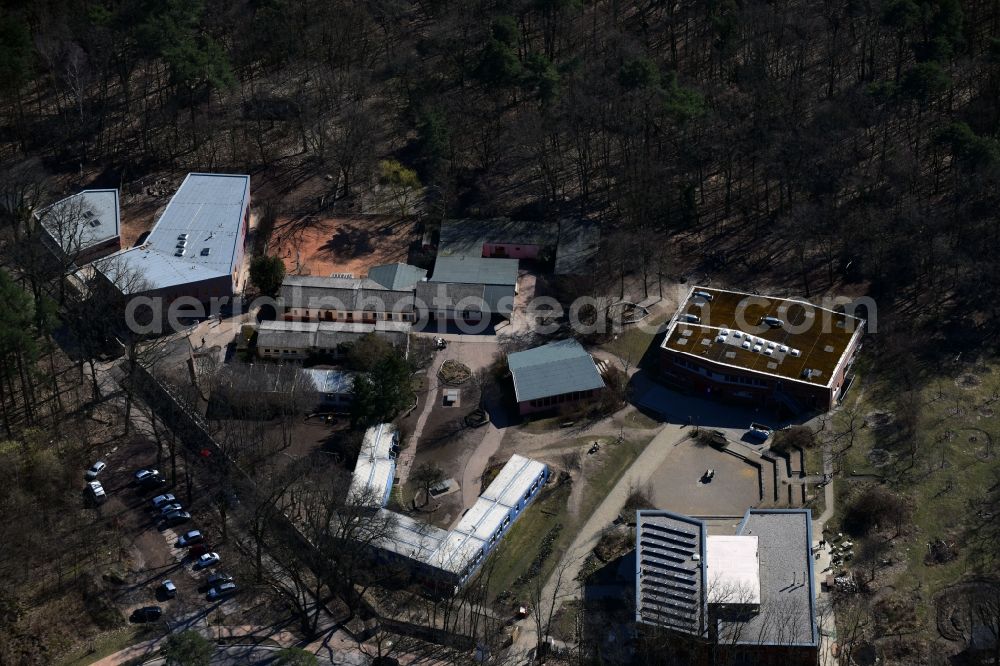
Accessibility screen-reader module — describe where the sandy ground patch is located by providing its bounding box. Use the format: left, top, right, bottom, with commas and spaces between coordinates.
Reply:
270, 215, 417, 278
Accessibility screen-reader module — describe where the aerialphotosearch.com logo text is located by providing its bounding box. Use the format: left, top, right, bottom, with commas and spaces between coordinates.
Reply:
124, 283, 876, 338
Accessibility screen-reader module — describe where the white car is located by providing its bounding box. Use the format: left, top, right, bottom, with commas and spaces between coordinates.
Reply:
88, 481, 107, 503
193, 552, 220, 570
85, 461, 107, 481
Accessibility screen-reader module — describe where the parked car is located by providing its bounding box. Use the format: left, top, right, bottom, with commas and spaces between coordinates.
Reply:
681, 313, 701, 324
87, 481, 107, 504
746, 423, 773, 444
207, 581, 238, 600
151, 494, 177, 509
161, 511, 191, 527
762, 316, 784, 328
158, 580, 177, 599
177, 530, 203, 547
194, 552, 220, 570
130, 606, 162, 623
85, 461, 107, 481
693, 290, 714, 302
205, 571, 233, 588
138, 475, 167, 491
134, 468, 159, 483
157, 503, 184, 517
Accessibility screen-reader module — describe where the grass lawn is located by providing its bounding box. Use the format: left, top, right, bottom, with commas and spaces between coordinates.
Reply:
600, 323, 660, 368
826, 362, 1000, 637
485, 437, 650, 601
58, 625, 158, 666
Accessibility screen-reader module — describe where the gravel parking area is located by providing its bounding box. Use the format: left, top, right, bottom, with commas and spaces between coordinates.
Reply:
647, 438, 760, 516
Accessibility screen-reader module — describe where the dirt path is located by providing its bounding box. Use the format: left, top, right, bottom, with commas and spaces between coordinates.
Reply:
397, 353, 446, 485
458, 422, 505, 510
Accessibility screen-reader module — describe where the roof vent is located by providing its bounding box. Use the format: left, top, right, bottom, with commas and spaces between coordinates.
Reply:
174, 249, 186, 257
88, 218, 101, 227
83, 210, 94, 219
692, 553, 701, 561
200, 247, 211, 256
178, 233, 189, 240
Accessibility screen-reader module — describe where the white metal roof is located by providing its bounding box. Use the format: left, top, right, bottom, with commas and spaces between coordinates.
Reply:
38, 189, 120, 254
479, 454, 547, 508
453, 498, 512, 543
101, 174, 249, 292
349, 424, 397, 507
431, 530, 487, 575
706, 535, 760, 606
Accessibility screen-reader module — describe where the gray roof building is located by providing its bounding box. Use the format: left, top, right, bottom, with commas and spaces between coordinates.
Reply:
507, 339, 606, 403
635, 511, 708, 636
367, 263, 427, 291
100, 174, 249, 293
257, 320, 411, 353
37, 189, 120, 257
721, 510, 817, 647
430, 256, 518, 286
438, 218, 559, 258
635, 509, 818, 651
280, 275, 415, 313
414, 281, 515, 317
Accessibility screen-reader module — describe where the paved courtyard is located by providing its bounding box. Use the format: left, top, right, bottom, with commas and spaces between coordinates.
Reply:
648, 437, 761, 517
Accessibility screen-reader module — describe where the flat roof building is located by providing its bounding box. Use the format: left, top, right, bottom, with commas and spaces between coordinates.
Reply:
636, 508, 818, 665
350, 424, 399, 508
508, 339, 607, 415
362, 453, 549, 588
36, 189, 121, 265
256, 319, 410, 360
98, 174, 250, 303
659, 286, 864, 413
280, 275, 416, 323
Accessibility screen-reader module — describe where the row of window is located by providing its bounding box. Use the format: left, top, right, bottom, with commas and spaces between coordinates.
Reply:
673, 358, 768, 387
528, 389, 593, 408
291, 309, 415, 322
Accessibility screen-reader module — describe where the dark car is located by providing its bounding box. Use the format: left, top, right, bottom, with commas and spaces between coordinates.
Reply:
200, 572, 233, 592
206, 581, 238, 601
135, 469, 167, 491
130, 606, 162, 623
157, 503, 184, 517
206, 572, 233, 587
193, 552, 220, 570
161, 510, 191, 527
158, 580, 177, 599
177, 530, 204, 547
